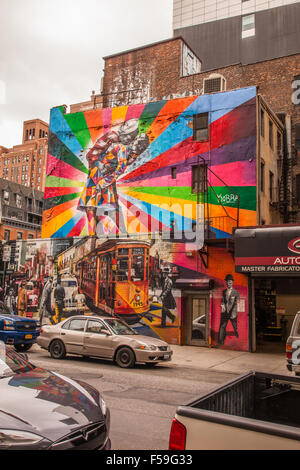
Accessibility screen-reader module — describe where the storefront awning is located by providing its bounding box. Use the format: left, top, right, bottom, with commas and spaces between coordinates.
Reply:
175, 278, 214, 289
234, 226, 300, 274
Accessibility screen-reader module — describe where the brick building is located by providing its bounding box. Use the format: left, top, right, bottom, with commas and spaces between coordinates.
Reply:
0, 178, 44, 242
96, 38, 300, 224
0, 119, 48, 191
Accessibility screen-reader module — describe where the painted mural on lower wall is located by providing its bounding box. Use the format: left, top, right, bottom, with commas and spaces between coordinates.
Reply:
0, 236, 249, 351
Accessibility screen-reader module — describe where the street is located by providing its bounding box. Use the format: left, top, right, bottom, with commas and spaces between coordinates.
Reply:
27, 344, 238, 450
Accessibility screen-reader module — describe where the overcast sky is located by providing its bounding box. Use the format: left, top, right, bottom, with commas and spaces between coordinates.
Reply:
0, 0, 173, 148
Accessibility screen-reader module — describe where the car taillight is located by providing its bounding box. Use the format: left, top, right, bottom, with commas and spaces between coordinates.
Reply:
286, 343, 292, 359
40, 328, 43, 334
169, 418, 186, 450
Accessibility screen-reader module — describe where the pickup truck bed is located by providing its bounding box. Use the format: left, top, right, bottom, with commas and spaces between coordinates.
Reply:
170, 371, 300, 450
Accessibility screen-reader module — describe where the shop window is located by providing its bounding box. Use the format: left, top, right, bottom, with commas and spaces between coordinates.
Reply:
193, 113, 209, 141
296, 174, 300, 204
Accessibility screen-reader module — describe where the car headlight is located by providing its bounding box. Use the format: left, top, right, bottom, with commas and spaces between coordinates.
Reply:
137, 345, 157, 351
99, 397, 107, 416
3, 320, 15, 331
0, 430, 44, 448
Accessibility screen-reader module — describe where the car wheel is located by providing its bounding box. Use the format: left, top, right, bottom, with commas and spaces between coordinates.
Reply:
115, 347, 135, 368
14, 343, 33, 353
49, 339, 66, 359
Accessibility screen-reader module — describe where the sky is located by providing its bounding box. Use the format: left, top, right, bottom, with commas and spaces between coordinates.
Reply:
0, 0, 173, 148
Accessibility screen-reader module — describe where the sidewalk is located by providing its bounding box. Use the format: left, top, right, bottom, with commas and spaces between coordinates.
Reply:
169, 344, 292, 376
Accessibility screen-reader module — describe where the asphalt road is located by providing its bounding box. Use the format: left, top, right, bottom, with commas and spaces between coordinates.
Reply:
27, 344, 238, 450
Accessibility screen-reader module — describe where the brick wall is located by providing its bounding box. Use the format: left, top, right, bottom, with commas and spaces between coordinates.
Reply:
102, 42, 300, 221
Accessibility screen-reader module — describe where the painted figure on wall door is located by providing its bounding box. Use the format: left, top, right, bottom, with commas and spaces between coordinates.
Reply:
77, 119, 150, 235
218, 274, 240, 345
160, 268, 176, 328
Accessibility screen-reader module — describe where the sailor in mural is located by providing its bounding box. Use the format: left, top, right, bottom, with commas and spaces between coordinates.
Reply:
78, 119, 149, 236
160, 268, 176, 327
218, 274, 240, 345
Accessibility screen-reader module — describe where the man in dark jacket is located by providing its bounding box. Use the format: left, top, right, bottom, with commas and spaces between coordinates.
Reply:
218, 274, 240, 345
54, 276, 65, 323
160, 268, 176, 327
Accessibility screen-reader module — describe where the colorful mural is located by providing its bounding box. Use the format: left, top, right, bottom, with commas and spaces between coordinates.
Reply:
42, 87, 257, 240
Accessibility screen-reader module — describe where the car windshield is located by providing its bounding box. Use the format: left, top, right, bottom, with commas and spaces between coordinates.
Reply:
0, 342, 35, 378
104, 318, 137, 335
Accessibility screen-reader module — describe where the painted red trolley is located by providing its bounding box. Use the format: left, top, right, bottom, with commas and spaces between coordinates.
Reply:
76, 239, 151, 320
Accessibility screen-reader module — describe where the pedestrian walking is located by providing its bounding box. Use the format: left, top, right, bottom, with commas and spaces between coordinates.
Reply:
54, 276, 65, 323
17, 282, 28, 317
39, 277, 54, 325
4, 287, 17, 315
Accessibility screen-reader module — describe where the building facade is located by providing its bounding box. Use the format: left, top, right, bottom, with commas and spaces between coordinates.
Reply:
0, 178, 44, 242
0, 119, 48, 191
173, 0, 300, 71
40, 86, 284, 351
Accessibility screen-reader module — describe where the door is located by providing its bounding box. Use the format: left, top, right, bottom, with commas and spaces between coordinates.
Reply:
185, 294, 209, 346
61, 318, 87, 354
83, 319, 114, 358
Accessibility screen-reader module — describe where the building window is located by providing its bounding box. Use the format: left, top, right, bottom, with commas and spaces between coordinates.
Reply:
242, 14, 255, 39
269, 120, 273, 149
193, 113, 209, 141
28, 234, 34, 239
260, 109, 265, 138
3, 191, 9, 204
16, 194, 22, 208
261, 162, 265, 192
192, 164, 207, 194
269, 171, 274, 201
17, 232, 23, 240
4, 230, 10, 241
171, 167, 177, 179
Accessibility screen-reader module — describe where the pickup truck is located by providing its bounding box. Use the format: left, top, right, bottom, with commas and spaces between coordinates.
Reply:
0, 309, 40, 352
169, 371, 300, 450
286, 312, 300, 376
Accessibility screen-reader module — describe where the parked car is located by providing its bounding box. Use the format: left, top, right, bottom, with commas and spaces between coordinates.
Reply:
0, 342, 110, 450
286, 311, 300, 376
37, 315, 173, 368
0, 307, 40, 352
169, 371, 300, 450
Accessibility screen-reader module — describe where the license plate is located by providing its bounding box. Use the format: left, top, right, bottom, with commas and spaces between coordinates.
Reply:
25, 334, 32, 339
164, 353, 170, 359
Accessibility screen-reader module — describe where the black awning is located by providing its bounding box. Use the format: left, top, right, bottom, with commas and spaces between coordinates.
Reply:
175, 278, 214, 290
234, 226, 300, 273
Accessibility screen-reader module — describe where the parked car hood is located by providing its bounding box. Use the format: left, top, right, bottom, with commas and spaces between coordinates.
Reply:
121, 334, 169, 347
0, 367, 103, 443
0, 314, 37, 322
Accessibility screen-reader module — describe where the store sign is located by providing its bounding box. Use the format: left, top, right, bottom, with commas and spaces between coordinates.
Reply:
235, 227, 300, 273
3, 245, 11, 262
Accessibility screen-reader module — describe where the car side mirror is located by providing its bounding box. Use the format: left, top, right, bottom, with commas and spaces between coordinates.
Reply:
100, 328, 111, 336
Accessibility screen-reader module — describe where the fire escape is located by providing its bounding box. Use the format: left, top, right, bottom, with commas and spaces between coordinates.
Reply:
193, 157, 240, 269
